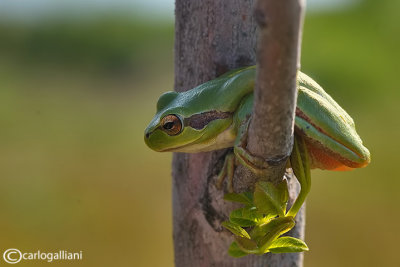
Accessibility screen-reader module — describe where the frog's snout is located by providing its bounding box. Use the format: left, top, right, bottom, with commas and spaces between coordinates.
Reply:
144, 127, 153, 143
143, 130, 152, 149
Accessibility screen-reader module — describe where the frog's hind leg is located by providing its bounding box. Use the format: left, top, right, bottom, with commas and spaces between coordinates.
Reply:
216, 152, 235, 192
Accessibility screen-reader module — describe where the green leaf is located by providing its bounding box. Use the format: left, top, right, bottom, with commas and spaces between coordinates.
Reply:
248, 216, 273, 241
254, 181, 288, 217
235, 236, 259, 254
269, 236, 309, 253
254, 184, 279, 216
221, 221, 251, 239
224, 192, 253, 205
253, 216, 296, 253
228, 242, 249, 258
277, 180, 289, 206
230, 206, 263, 227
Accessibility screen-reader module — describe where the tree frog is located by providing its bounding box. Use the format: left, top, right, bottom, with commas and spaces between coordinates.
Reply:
144, 66, 370, 194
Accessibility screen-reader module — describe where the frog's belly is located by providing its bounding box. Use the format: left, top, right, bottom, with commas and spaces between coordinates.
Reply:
305, 141, 353, 171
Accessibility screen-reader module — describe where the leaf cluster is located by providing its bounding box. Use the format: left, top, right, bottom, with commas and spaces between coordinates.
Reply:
222, 181, 308, 257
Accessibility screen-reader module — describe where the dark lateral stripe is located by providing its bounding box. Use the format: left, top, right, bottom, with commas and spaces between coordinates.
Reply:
295, 108, 326, 134
295, 107, 363, 161
185, 111, 231, 130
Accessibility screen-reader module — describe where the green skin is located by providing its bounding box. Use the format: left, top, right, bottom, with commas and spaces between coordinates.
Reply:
144, 66, 370, 215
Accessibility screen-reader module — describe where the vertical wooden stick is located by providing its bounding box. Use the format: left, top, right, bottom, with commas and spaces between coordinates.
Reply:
173, 0, 306, 266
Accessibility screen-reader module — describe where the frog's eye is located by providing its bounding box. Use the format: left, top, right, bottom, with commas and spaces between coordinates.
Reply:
161, 114, 182, 135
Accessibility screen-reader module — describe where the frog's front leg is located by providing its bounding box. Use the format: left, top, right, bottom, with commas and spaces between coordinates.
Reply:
215, 119, 273, 192
233, 119, 272, 179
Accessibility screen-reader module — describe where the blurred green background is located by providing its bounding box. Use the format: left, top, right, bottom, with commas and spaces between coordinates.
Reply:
0, 0, 398, 266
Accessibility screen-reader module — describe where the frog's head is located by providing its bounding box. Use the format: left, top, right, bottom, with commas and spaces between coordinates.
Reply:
144, 91, 233, 152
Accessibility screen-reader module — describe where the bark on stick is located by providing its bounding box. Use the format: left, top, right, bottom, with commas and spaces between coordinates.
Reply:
172, 0, 305, 266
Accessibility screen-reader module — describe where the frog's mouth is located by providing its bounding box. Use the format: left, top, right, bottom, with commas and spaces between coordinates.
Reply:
158, 128, 211, 152
144, 125, 206, 153
163, 125, 236, 153
161, 142, 199, 152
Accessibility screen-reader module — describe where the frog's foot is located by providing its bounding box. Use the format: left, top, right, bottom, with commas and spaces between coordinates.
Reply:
216, 152, 235, 192
286, 135, 312, 217
233, 126, 271, 178
229, 118, 272, 178
234, 145, 271, 178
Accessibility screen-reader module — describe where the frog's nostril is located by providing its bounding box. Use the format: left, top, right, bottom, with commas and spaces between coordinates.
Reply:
145, 132, 150, 139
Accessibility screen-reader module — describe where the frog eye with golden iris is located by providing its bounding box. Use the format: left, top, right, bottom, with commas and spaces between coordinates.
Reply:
160, 114, 182, 135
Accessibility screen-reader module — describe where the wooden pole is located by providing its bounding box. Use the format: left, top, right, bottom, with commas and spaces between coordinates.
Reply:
173, 0, 305, 266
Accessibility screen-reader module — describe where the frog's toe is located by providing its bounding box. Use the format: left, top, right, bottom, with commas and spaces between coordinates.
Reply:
234, 145, 270, 177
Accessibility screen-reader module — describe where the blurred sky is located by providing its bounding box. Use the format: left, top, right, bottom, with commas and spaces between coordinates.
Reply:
0, 0, 361, 22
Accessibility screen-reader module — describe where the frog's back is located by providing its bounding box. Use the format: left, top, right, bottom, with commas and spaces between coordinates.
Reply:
174, 66, 256, 119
